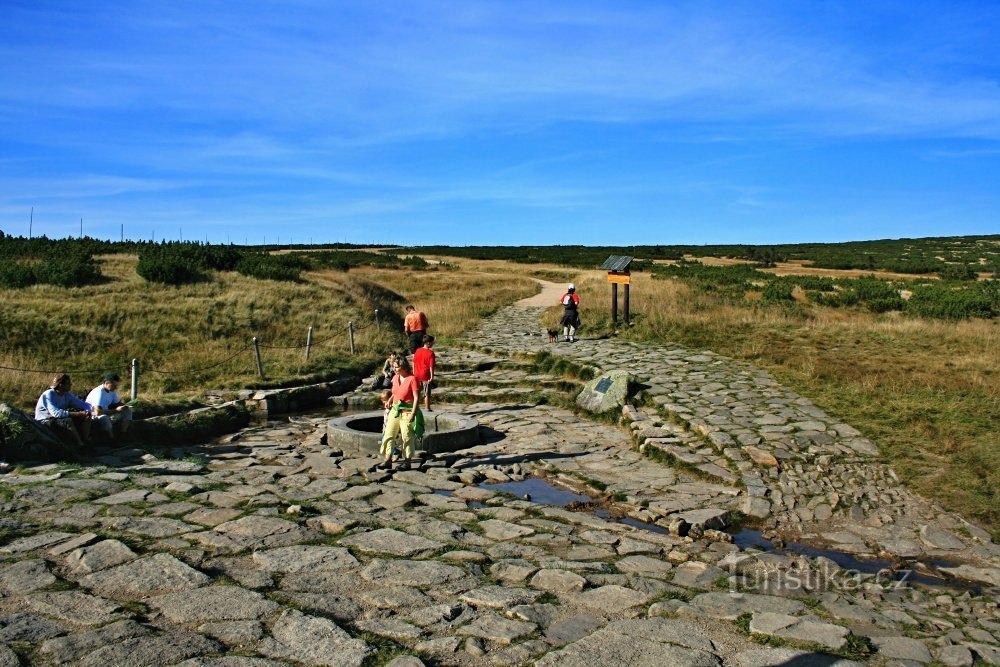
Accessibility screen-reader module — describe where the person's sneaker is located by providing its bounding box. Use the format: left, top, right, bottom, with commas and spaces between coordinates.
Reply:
380, 460, 394, 471
399, 460, 411, 471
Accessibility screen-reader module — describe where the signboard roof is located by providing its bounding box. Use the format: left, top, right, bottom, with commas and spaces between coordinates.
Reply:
599, 255, 633, 272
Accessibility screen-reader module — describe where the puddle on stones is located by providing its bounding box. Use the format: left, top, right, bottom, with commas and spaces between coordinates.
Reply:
734, 528, 981, 594
479, 477, 593, 506
440, 476, 982, 594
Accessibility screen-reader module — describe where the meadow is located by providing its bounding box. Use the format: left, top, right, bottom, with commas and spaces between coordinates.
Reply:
0, 253, 537, 412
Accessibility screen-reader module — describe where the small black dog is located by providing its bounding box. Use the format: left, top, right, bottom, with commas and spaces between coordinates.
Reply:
547, 329, 559, 343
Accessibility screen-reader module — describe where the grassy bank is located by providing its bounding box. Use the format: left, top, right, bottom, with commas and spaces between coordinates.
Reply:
551, 270, 998, 533
0, 254, 537, 411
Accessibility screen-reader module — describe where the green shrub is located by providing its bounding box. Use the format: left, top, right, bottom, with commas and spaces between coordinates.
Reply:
235, 253, 306, 282
32, 254, 103, 287
0, 263, 37, 288
137, 250, 202, 285
938, 264, 978, 281
907, 284, 997, 320
761, 280, 794, 303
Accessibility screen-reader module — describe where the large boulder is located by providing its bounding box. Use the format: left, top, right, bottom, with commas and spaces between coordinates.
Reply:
576, 370, 635, 414
0, 403, 77, 462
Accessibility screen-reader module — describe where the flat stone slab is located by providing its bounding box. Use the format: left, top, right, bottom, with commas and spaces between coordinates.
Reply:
76, 632, 223, 667
251, 546, 359, 573
361, 559, 467, 587
671, 561, 727, 589
147, 586, 279, 623
37, 620, 151, 663
457, 613, 537, 644
78, 553, 211, 601
680, 592, 806, 620
25, 591, 127, 626
339, 528, 444, 557
537, 618, 721, 666
870, 635, 933, 663
615, 555, 674, 579
575, 585, 652, 613
102, 516, 193, 537
64, 539, 137, 576
479, 519, 535, 540
256, 609, 372, 666
749, 612, 849, 651
0, 559, 56, 595
530, 569, 587, 592
0, 531, 75, 554
459, 586, 542, 609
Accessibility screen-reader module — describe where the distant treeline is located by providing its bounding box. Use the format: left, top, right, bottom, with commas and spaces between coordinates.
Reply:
0, 232, 426, 287
409, 235, 1000, 275
653, 260, 1000, 320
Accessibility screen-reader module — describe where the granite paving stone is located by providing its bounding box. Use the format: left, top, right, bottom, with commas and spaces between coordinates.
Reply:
146, 585, 279, 623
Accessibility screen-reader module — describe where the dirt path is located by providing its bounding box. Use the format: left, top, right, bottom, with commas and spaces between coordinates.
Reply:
516, 279, 564, 307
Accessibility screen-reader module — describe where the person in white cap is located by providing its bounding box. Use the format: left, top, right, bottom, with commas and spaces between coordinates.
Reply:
559, 284, 581, 342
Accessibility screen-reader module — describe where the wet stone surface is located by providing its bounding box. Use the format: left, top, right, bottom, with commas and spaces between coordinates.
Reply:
0, 302, 997, 665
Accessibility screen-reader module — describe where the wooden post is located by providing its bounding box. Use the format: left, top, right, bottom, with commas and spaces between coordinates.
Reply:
611, 283, 618, 324
130, 358, 139, 401
374, 309, 380, 330
252, 336, 266, 379
624, 283, 630, 325
348, 321, 355, 355
305, 325, 313, 361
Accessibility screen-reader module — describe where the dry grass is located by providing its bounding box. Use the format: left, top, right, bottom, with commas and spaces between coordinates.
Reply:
658, 255, 944, 281
0, 255, 536, 411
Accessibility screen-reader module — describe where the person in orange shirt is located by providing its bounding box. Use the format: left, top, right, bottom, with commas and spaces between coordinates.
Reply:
403, 304, 429, 354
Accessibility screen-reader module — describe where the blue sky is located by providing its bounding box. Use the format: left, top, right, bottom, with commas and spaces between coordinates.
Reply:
1, 1, 998, 246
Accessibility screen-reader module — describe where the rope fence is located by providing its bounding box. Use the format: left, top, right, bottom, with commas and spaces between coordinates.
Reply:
1, 308, 394, 400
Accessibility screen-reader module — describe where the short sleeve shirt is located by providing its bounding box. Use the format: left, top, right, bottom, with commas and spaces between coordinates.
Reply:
86, 386, 120, 410
391, 374, 419, 404
412, 348, 436, 382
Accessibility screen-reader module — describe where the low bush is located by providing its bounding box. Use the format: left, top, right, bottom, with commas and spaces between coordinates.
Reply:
0, 263, 36, 288
235, 253, 306, 282
938, 264, 978, 281
761, 280, 794, 303
907, 283, 998, 320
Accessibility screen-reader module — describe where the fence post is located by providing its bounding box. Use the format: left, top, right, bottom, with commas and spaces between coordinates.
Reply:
305, 325, 313, 361
374, 309, 380, 330
348, 321, 355, 355
130, 358, 139, 401
252, 336, 267, 380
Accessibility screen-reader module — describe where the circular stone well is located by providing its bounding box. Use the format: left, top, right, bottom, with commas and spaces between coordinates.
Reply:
326, 410, 480, 455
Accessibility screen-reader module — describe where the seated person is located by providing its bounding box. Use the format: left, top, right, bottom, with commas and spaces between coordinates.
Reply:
86, 372, 132, 442
34, 373, 93, 447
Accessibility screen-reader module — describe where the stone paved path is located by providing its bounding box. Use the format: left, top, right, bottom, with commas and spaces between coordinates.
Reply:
0, 300, 998, 665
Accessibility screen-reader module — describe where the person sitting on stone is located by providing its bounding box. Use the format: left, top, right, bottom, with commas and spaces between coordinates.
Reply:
86, 372, 132, 443
34, 373, 93, 447
378, 351, 401, 389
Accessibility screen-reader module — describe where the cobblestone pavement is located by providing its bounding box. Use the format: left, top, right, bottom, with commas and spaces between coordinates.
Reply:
0, 304, 998, 666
